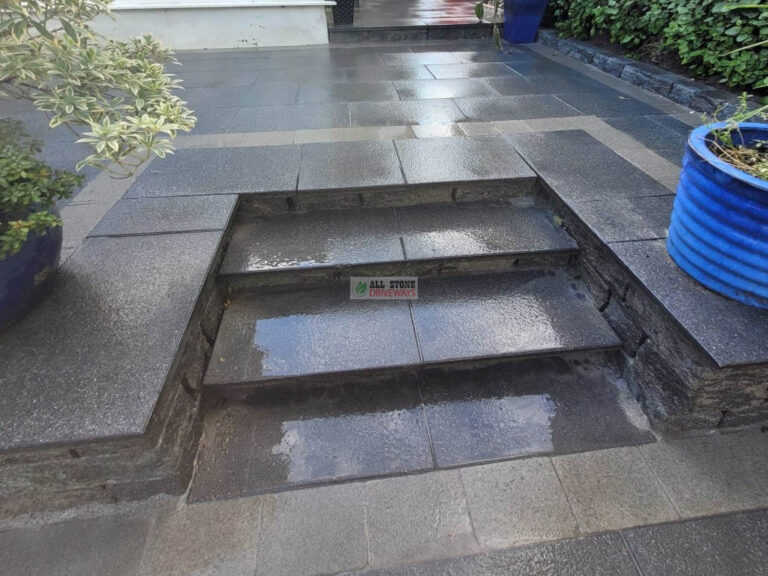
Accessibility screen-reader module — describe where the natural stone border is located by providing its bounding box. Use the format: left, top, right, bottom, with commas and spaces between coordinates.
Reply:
537, 29, 744, 116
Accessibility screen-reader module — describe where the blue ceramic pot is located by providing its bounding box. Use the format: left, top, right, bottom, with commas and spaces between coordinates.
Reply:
0, 207, 62, 330
503, 0, 549, 44
668, 122, 768, 309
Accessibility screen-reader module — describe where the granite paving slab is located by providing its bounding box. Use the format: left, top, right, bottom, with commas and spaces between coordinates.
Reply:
297, 81, 400, 104
601, 115, 689, 152
220, 208, 404, 274
298, 140, 405, 191
420, 359, 653, 467
204, 286, 420, 386
507, 130, 672, 201
393, 78, 500, 100
353, 532, 640, 576
610, 239, 768, 367
623, 509, 768, 576
256, 66, 348, 83
188, 106, 239, 134
349, 99, 467, 126
487, 73, 605, 95
454, 95, 581, 121
381, 52, 462, 66
555, 88, 661, 117
426, 63, 518, 79
0, 231, 222, 450
192, 375, 432, 497
411, 270, 620, 364
182, 83, 299, 108
176, 69, 259, 88
394, 136, 536, 184
647, 113, 695, 138
451, 50, 534, 63
89, 194, 237, 237
125, 145, 301, 198
396, 202, 576, 259
344, 64, 436, 81
569, 195, 675, 243
230, 103, 351, 132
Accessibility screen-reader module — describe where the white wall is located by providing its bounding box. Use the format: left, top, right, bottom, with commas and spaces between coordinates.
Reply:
93, 1, 334, 49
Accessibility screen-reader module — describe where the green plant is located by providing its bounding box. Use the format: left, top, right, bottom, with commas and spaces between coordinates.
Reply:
707, 93, 768, 180
0, 120, 82, 258
0, 0, 195, 177
549, 0, 768, 91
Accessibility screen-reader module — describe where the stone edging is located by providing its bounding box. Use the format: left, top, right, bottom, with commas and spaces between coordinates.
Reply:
537, 29, 744, 116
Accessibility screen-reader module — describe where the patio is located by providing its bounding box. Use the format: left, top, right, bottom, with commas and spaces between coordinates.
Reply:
1, 34, 768, 576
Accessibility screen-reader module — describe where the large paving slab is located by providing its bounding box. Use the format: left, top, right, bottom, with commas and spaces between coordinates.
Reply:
297, 81, 400, 104
555, 87, 662, 116
89, 195, 237, 237
0, 231, 223, 449
507, 130, 671, 201
623, 509, 768, 576
610, 239, 768, 367
396, 202, 576, 259
393, 78, 500, 100
230, 103, 351, 132
220, 208, 404, 275
426, 62, 519, 79
394, 136, 536, 184
420, 359, 653, 468
125, 146, 301, 198
191, 375, 432, 498
349, 99, 467, 126
298, 140, 405, 191
411, 270, 620, 364
204, 286, 420, 386
569, 195, 675, 243
454, 95, 581, 121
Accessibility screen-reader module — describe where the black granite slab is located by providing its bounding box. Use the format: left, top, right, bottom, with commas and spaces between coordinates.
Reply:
555, 88, 661, 116
569, 195, 674, 243
125, 146, 301, 198
182, 82, 299, 108
344, 65, 435, 81
298, 81, 400, 104
427, 63, 519, 79
0, 231, 223, 450
349, 99, 467, 126
601, 115, 688, 152
609, 239, 768, 367
230, 103, 351, 131
454, 95, 581, 121
394, 78, 500, 100
507, 130, 671, 201
90, 195, 237, 237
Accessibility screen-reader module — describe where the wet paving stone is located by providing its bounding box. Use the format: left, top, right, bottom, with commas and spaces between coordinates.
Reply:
487, 73, 604, 96
555, 87, 661, 117
221, 208, 404, 274
344, 64, 435, 81
397, 202, 576, 259
298, 81, 399, 104
191, 375, 432, 497
394, 78, 500, 100
426, 63, 519, 79
349, 99, 467, 126
298, 140, 405, 190
454, 95, 581, 122
411, 270, 620, 364
420, 358, 654, 467
381, 52, 462, 66
231, 103, 351, 132
570, 195, 675, 243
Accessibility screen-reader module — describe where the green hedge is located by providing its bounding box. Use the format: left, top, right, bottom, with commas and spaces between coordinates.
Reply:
548, 0, 768, 91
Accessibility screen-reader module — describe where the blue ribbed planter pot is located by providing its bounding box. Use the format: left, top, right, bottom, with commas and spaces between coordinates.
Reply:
0, 208, 62, 331
503, 0, 549, 44
668, 122, 768, 309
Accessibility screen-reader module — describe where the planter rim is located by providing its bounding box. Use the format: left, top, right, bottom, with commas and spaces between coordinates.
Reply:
690, 122, 768, 193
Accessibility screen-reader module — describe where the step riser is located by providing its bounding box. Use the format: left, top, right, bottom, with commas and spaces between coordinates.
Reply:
328, 25, 494, 44
238, 179, 539, 217
206, 348, 622, 401
222, 251, 579, 294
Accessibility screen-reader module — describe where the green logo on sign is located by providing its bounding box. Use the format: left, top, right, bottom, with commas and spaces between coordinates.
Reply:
355, 281, 367, 295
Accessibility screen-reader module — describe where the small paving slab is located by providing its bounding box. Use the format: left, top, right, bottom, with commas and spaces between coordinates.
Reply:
204, 286, 420, 386
396, 202, 575, 259
356, 532, 639, 576
426, 63, 519, 79
623, 509, 768, 576
394, 136, 536, 184
454, 95, 581, 121
420, 358, 653, 468
349, 99, 467, 126
394, 78, 500, 100
220, 208, 403, 274
89, 194, 237, 237
507, 130, 671, 201
126, 146, 301, 198
0, 231, 223, 449
298, 140, 405, 191
569, 195, 675, 243
411, 270, 620, 364
193, 375, 432, 496
297, 81, 399, 104
231, 103, 351, 131
610, 239, 768, 367
555, 87, 661, 116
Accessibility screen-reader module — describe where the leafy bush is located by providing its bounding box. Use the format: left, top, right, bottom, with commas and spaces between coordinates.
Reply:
549, 0, 768, 90
0, 1, 195, 176
0, 120, 82, 258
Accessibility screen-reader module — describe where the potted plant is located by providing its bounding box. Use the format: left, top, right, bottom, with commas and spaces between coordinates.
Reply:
0, 0, 194, 329
332, 0, 355, 25
667, 99, 768, 309
0, 121, 82, 330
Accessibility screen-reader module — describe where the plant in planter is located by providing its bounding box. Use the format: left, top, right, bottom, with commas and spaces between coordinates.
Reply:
667, 4, 768, 309
0, 0, 194, 328
0, 121, 82, 329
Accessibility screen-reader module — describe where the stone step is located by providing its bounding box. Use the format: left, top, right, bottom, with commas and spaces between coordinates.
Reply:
220, 201, 578, 291
204, 269, 621, 395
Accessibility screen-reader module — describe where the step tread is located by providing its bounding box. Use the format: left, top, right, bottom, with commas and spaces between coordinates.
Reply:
220, 203, 577, 276
204, 270, 620, 389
